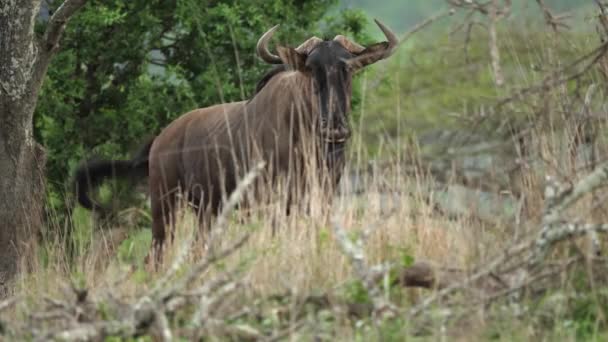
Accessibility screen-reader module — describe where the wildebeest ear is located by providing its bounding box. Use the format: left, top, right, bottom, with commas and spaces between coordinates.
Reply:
276, 46, 307, 71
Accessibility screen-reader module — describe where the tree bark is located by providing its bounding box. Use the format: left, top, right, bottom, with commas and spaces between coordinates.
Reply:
0, 0, 86, 296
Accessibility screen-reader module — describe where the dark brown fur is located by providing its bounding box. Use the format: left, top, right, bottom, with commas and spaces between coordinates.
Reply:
149, 68, 350, 262
75, 68, 347, 264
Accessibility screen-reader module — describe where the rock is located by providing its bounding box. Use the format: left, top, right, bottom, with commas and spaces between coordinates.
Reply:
431, 184, 517, 224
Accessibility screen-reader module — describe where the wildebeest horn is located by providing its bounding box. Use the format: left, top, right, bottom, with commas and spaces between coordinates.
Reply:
295, 36, 323, 55
333, 35, 365, 54
347, 19, 398, 70
257, 25, 283, 64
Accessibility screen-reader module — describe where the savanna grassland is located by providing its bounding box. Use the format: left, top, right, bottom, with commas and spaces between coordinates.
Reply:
3, 1, 608, 341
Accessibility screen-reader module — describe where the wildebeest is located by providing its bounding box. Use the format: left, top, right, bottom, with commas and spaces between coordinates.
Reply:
74, 20, 397, 264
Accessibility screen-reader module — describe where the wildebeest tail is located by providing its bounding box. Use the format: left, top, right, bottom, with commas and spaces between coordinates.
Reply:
73, 137, 154, 211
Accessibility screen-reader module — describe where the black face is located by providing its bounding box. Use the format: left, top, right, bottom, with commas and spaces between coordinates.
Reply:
305, 41, 355, 143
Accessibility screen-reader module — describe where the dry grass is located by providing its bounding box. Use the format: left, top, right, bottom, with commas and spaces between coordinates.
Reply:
9, 153, 486, 300
7, 122, 608, 340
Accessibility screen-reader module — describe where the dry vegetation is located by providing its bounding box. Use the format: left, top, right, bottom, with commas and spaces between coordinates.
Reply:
3, 1, 608, 341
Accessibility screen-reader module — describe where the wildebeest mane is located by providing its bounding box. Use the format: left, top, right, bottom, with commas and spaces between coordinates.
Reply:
251, 38, 335, 97
253, 64, 288, 97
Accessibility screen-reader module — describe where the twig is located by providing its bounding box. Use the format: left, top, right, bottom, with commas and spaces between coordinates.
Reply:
536, 0, 572, 32
206, 161, 266, 255
159, 233, 250, 302
190, 282, 241, 327
333, 221, 397, 319
408, 240, 531, 317
400, 9, 456, 45
368, 9, 455, 88
596, 0, 608, 38
0, 296, 21, 312
265, 320, 307, 342
155, 308, 173, 342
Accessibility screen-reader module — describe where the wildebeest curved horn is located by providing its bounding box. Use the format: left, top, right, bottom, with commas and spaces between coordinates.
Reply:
347, 19, 398, 70
257, 25, 283, 64
333, 35, 365, 54
295, 36, 323, 55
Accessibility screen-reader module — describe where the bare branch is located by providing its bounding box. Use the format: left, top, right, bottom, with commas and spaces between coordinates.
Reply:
532, 163, 608, 263
543, 161, 608, 225
488, 0, 504, 87
543, 223, 608, 250
333, 221, 397, 319
155, 309, 173, 342
536, 0, 572, 32
400, 9, 456, 45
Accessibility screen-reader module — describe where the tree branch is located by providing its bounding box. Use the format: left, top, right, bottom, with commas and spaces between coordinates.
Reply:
42, 0, 87, 54
543, 161, 608, 225
531, 163, 608, 264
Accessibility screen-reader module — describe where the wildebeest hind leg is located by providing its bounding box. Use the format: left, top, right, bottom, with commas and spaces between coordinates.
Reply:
146, 189, 177, 269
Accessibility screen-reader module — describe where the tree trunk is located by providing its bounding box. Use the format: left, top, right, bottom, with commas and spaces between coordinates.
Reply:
0, 0, 86, 296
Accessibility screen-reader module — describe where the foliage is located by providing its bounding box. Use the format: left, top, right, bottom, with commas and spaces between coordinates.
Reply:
35, 0, 370, 215
353, 25, 599, 159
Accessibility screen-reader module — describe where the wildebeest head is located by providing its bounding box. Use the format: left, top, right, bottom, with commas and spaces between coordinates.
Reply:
256, 19, 398, 144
